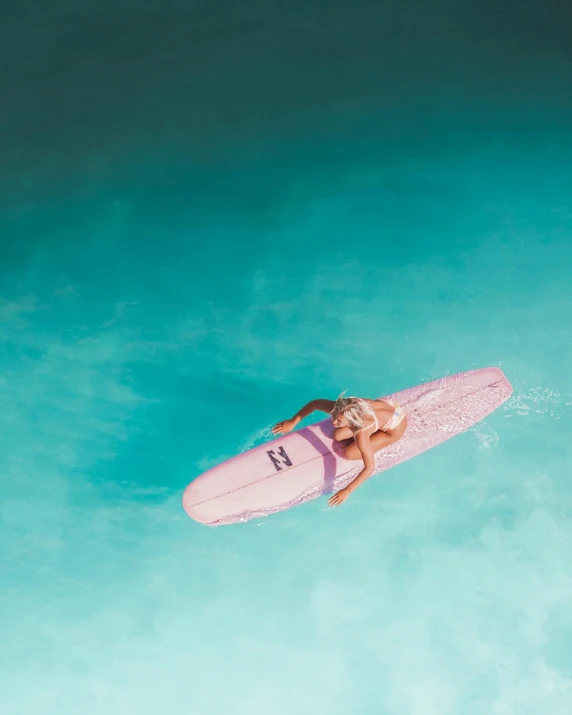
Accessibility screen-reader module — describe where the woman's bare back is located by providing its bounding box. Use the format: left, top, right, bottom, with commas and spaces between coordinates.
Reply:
364, 399, 396, 429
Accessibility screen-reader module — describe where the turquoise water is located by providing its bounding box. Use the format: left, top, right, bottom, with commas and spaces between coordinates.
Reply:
2, 2, 572, 713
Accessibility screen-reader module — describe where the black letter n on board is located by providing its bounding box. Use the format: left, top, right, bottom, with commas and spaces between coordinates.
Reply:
267, 446, 294, 471
276, 446, 292, 466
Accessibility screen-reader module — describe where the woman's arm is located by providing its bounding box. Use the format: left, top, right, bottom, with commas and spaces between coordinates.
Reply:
328, 431, 375, 506
272, 398, 335, 435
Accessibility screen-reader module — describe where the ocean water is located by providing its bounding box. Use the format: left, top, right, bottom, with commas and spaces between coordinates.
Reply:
2, 1, 572, 713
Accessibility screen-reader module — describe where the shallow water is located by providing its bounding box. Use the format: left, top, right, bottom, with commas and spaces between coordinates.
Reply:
2, 1, 572, 713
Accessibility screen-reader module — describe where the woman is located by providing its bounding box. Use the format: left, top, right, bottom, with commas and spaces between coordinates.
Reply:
273, 394, 407, 507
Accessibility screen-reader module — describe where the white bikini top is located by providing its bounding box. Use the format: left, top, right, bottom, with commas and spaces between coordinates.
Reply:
359, 400, 399, 434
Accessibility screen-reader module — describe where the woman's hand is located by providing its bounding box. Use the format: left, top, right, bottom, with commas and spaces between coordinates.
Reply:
328, 487, 352, 507
272, 417, 300, 435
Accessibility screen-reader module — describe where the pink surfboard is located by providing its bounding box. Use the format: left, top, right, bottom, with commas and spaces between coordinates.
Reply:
183, 367, 512, 526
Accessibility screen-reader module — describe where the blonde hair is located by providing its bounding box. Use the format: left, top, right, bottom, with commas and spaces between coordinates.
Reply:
330, 392, 376, 434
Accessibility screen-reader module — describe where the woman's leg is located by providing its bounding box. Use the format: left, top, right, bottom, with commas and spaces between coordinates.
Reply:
342, 418, 408, 460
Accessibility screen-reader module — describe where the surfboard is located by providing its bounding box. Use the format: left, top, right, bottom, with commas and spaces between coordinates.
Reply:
183, 367, 512, 526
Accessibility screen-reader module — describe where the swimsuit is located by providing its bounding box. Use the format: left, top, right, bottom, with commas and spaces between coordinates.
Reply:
380, 400, 406, 431
360, 400, 405, 434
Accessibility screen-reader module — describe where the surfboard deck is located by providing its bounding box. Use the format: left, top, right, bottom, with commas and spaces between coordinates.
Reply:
183, 367, 512, 526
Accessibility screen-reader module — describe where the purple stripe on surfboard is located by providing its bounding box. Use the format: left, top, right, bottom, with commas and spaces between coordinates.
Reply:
183, 367, 513, 526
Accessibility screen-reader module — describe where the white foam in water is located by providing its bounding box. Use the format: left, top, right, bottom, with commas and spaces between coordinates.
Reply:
504, 385, 569, 420
472, 423, 499, 449
238, 425, 274, 452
